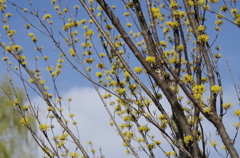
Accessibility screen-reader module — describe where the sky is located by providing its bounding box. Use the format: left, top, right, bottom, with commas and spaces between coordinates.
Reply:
1, 0, 240, 158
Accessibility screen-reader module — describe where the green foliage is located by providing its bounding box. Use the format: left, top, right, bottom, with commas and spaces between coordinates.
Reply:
0, 78, 36, 158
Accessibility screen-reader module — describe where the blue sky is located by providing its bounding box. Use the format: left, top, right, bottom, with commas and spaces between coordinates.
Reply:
1, 0, 240, 157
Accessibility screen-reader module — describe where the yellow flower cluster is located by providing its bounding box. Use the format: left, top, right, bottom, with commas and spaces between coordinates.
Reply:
151, 7, 161, 19
123, 131, 134, 139
85, 29, 94, 36
188, 0, 194, 7
197, 34, 209, 43
134, 67, 143, 73
145, 56, 156, 63
160, 40, 168, 47
95, 72, 103, 78
163, 27, 170, 34
234, 109, 240, 116
68, 48, 76, 57
197, 0, 205, 6
58, 133, 69, 140
43, 14, 52, 20
222, 102, 233, 110
192, 84, 206, 94
5, 45, 22, 52
57, 141, 65, 148
208, 0, 219, 3
126, 23, 132, 27
69, 152, 79, 158
169, 1, 178, 9
106, 24, 114, 30
181, 74, 194, 84
138, 125, 149, 132
147, 143, 156, 150
184, 135, 193, 144
203, 107, 211, 114
211, 85, 221, 93
39, 124, 50, 131
234, 122, 240, 128
158, 114, 168, 129
102, 93, 112, 99
20, 118, 29, 125
197, 25, 206, 31
154, 140, 162, 145
165, 21, 180, 29
211, 140, 218, 147
117, 88, 127, 95
173, 10, 186, 19
177, 45, 184, 51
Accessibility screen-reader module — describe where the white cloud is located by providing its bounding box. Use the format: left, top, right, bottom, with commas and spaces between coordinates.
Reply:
33, 86, 133, 158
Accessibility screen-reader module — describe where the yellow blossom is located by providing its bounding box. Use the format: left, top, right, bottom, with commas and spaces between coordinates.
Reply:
69, 113, 75, 118
188, 0, 194, 7
5, 46, 11, 52
57, 141, 65, 148
177, 45, 184, 51
222, 102, 233, 110
124, 12, 130, 16
126, 2, 134, 8
201, 77, 208, 83
184, 135, 193, 144
95, 72, 103, 78
197, 34, 209, 43
209, 0, 219, 3
85, 29, 94, 36
43, 14, 52, 20
2, 57, 9, 61
215, 19, 224, 25
147, 143, 156, 150
20, 118, 29, 125
69, 152, 79, 158
3, 25, 9, 29
39, 124, 50, 131
197, 0, 205, 5
91, 149, 96, 153
215, 53, 222, 58
106, 24, 114, 30
211, 85, 221, 93
203, 107, 211, 114
220, 5, 228, 12
234, 109, 240, 116
63, 8, 69, 12
134, 67, 143, 73
169, 1, 178, 9
145, 56, 156, 63
197, 25, 206, 31
154, 140, 162, 145
126, 23, 132, 27
192, 84, 206, 94
160, 40, 168, 47
233, 122, 240, 128
39, 79, 45, 85
165, 151, 171, 156
58, 133, 68, 140
235, 18, 240, 25
210, 140, 218, 146
158, 114, 166, 120
99, 53, 106, 58
22, 104, 30, 110
138, 125, 149, 132
12, 45, 22, 51
46, 106, 54, 111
